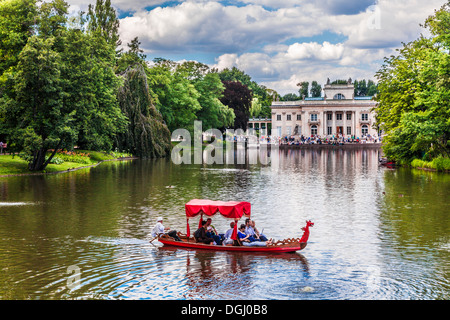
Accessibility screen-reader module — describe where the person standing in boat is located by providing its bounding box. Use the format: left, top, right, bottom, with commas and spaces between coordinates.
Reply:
151, 217, 180, 241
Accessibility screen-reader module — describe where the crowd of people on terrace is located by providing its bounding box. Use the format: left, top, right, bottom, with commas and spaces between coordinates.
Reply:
224, 133, 381, 146
279, 133, 381, 145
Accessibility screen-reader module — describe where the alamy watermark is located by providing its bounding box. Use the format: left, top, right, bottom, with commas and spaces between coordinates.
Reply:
66, 265, 81, 291
366, 3, 381, 30
171, 120, 279, 165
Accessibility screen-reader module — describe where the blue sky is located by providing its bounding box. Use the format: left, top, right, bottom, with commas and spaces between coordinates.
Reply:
67, 0, 447, 94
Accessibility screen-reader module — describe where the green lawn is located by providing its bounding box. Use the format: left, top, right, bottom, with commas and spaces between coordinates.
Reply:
0, 149, 133, 175
0, 155, 94, 175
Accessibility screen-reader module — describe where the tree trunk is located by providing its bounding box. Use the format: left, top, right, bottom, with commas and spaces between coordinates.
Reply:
29, 148, 47, 171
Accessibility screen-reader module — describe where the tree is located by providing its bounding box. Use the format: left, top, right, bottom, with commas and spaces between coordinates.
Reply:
86, 0, 121, 49
1, 36, 75, 171
220, 81, 252, 130
0, 0, 37, 79
281, 93, 300, 101
375, 2, 450, 163
116, 36, 146, 73
146, 59, 201, 133
116, 64, 171, 158
311, 81, 322, 97
217, 66, 271, 115
297, 81, 309, 98
178, 61, 234, 130
61, 27, 126, 151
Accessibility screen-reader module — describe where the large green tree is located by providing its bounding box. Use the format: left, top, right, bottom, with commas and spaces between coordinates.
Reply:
220, 81, 252, 130
146, 59, 201, 133
375, 2, 450, 163
116, 63, 171, 158
1, 36, 75, 171
0, 0, 127, 170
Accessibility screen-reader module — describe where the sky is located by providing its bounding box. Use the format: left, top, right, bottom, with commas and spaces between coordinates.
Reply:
66, 0, 447, 95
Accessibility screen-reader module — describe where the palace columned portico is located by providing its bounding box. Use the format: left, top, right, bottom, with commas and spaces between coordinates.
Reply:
248, 117, 271, 136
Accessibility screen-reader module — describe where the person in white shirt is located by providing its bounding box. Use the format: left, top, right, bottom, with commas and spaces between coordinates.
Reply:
151, 217, 181, 241
223, 221, 235, 245
151, 217, 168, 237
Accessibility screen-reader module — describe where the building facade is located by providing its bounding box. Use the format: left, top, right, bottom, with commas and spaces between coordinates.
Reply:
270, 81, 378, 138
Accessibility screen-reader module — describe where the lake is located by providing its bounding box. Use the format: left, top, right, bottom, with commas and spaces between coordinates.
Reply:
0, 147, 449, 299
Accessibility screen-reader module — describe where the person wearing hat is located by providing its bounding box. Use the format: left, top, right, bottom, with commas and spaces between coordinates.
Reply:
151, 217, 181, 241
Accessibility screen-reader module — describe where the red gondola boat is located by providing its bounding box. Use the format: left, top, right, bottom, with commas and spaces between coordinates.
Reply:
157, 199, 314, 253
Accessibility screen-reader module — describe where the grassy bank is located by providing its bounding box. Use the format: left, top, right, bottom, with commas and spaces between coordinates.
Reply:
0, 150, 133, 176
410, 156, 450, 172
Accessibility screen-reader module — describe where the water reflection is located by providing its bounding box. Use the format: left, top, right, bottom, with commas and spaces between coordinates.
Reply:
0, 148, 449, 299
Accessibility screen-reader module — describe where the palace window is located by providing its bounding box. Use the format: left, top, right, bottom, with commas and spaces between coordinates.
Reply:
327, 126, 332, 135
327, 113, 332, 120
286, 126, 292, 135
287, 114, 291, 121
297, 114, 301, 121
310, 114, 318, 121
347, 126, 352, 135
362, 125, 368, 136
333, 93, 345, 100
277, 126, 282, 137
347, 113, 352, 120
311, 125, 317, 136
336, 113, 342, 120
361, 113, 368, 121
276, 114, 281, 121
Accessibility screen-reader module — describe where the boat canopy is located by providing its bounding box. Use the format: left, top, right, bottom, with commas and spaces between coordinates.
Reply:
184, 199, 251, 240
185, 199, 251, 219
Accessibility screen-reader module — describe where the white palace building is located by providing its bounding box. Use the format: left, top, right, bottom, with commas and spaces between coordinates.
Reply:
249, 79, 378, 139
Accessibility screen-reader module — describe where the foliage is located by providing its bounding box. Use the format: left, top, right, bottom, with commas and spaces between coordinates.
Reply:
116, 63, 171, 158
411, 156, 450, 171
178, 61, 235, 130
220, 81, 252, 130
310, 81, 322, 97
281, 93, 300, 101
0, 0, 36, 78
146, 59, 201, 133
217, 66, 273, 117
375, 1, 450, 164
0, 0, 130, 171
354, 79, 378, 96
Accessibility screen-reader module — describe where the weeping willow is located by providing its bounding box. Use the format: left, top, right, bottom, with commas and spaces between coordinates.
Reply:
116, 64, 171, 158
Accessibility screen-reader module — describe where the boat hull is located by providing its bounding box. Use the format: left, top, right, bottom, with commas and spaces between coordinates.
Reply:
158, 237, 306, 253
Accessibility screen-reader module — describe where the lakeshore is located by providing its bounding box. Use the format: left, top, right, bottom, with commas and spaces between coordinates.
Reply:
0, 151, 136, 177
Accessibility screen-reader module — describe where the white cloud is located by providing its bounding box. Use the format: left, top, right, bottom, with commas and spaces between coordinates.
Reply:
63, 0, 448, 94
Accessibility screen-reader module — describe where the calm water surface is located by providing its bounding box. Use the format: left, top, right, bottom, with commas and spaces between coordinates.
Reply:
0, 148, 449, 299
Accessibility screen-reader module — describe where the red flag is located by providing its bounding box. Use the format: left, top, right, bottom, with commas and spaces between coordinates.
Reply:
230, 220, 238, 240
186, 218, 190, 237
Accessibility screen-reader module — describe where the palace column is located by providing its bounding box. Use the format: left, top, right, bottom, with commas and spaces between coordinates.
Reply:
343, 111, 347, 137
332, 111, 336, 135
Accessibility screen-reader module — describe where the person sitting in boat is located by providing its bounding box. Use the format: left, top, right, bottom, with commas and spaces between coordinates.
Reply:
244, 218, 268, 242
194, 220, 214, 244
222, 221, 235, 245
151, 217, 181, 241
205, 218, 222, 245
238, 224, 272, 247
251, 220, 268, 241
